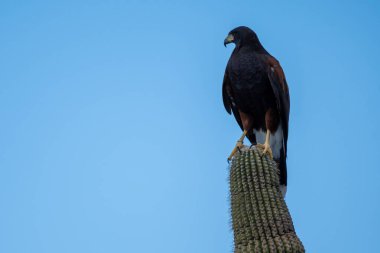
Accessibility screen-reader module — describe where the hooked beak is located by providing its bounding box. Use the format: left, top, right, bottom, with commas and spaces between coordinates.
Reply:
224, 34, 234, 47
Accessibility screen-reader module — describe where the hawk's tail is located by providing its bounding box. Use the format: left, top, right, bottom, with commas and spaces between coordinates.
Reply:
278, 146, 287, 198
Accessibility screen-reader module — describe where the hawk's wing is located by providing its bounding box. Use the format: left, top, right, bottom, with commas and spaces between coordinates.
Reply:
266, 56, 290, 155
222, 69, 243, 131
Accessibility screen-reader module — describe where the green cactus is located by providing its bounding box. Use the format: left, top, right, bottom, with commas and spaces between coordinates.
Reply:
229, 147, 305, 253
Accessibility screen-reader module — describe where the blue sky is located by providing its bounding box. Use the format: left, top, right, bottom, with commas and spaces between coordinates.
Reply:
1, 1, 379, 252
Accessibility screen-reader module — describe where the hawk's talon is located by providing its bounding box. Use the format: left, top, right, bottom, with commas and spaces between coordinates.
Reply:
256, 143, 273, 159
227, 130, 247, 162
227, 140, 244, 161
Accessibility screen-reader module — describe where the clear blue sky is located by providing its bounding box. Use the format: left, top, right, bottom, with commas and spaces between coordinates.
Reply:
1, 1, 379, 252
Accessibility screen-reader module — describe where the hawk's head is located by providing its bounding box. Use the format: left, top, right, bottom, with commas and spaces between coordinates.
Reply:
224, 26, 261, 49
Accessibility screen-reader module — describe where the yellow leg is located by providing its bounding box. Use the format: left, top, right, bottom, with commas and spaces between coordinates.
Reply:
256, 130, 273, 159
228, 130, 247, 161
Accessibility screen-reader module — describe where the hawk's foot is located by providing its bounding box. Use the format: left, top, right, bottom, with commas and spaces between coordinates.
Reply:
227, 140, 244, 162
256, 143, 273, 159
227, 130, 247, 162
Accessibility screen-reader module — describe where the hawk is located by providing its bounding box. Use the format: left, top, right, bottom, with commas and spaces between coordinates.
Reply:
223, 26, 290, 197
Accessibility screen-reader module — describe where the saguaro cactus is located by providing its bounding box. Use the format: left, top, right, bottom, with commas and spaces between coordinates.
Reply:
229, 147, 305, 253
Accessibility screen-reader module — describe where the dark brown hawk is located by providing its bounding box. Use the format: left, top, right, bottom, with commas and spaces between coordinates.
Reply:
223, 26, 290, 197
